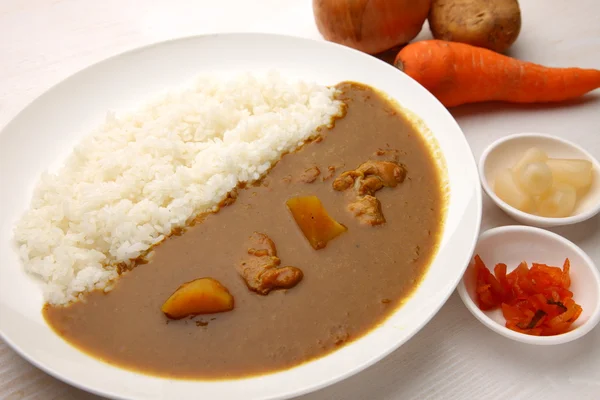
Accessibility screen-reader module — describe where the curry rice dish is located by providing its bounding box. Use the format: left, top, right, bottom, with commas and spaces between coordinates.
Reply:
23, 77, 446, 379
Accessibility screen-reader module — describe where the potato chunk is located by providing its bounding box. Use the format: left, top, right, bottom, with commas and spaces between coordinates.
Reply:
161, 277, 234, 319
286, 195, 347, 250
332, 160, 406, 194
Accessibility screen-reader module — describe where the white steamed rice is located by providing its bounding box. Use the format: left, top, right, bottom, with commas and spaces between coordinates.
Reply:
13, 72, 344, 305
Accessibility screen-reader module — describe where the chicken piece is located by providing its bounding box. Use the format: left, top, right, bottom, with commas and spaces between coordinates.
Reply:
357, 175, 384, 196
356, 160, 406, 188
347, 195, 386, 226
300, 166, 321, 183
238, 232, 303, 295
247, 232, 277, 257
332, 172, 358, 191
332, 160, 406, 194
332, 160, 406, 226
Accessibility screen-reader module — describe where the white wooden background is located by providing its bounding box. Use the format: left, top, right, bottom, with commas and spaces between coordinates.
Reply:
1, 1, 599, 399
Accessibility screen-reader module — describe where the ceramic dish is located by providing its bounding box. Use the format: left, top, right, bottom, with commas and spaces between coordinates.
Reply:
479, 132, 600, 228
0, 33, 481, 400
458, 225, 600, 345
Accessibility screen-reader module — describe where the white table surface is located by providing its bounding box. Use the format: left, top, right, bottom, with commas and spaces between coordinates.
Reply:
1, 1, 599, 399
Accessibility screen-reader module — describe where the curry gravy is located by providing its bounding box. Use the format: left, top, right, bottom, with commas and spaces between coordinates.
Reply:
44, 83, 446, 379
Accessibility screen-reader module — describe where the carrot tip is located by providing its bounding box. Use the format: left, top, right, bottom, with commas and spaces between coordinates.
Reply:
394, 59, 405, 73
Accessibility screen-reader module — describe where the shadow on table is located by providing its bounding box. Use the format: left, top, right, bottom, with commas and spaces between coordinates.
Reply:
449, 94, 600, 120
299, 292, 596, 400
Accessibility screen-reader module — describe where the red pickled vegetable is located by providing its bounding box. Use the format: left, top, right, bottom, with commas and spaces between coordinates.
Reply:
474, 255, 503, 310
494, 263, 511, 295
473, 255, 582, 336
561, 258, 571, 288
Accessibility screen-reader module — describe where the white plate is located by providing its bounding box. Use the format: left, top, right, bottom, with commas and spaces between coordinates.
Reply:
0, 33, 482, 400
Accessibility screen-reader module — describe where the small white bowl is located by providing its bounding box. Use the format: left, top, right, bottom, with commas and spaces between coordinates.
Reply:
480, 132, 600, 228
457, 225, 600, 345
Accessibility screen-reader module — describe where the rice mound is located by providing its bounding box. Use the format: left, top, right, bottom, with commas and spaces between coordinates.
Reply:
13, 72, 344, 305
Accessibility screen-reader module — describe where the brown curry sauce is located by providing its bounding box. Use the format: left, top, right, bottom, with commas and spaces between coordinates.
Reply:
44, 82, 446, 380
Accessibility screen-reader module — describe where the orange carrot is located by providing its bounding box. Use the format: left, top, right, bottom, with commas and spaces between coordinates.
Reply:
394, 40, 600, 107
